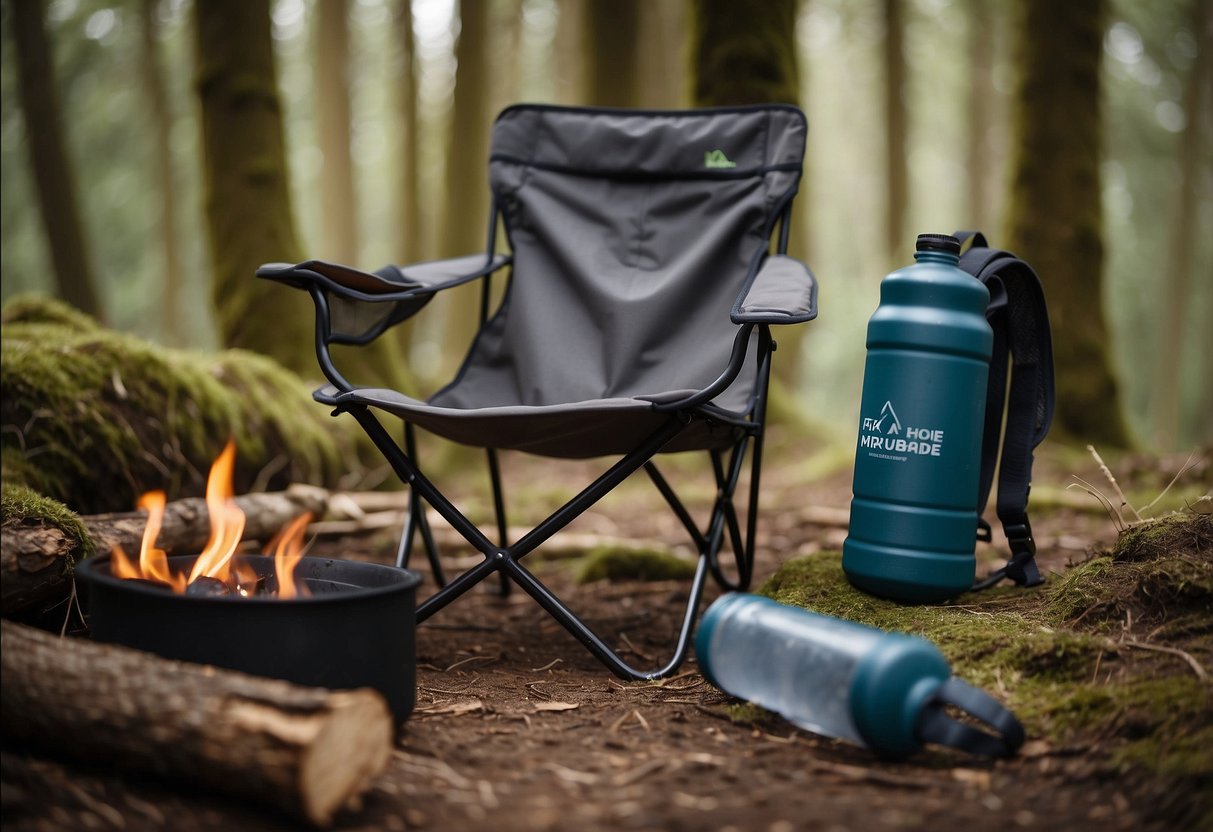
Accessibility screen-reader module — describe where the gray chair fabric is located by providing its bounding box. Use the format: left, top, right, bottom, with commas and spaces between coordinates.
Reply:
269, 105, 815, 458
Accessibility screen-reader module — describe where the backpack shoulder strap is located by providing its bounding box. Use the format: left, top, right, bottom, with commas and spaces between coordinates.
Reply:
954, 230, 1056, 589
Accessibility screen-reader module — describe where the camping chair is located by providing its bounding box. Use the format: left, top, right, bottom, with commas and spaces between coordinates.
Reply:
258, 104, 817, 680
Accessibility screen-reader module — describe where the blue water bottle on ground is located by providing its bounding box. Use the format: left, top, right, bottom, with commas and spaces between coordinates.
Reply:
695, 594, 1024, 758
843, 234, 993, 602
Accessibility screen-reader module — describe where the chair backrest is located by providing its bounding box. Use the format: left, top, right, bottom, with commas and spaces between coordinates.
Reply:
439, 104, 807, 414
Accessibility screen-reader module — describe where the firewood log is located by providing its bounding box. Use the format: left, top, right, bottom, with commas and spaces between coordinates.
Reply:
0, 620, 391, 827
0, 485, 328, 615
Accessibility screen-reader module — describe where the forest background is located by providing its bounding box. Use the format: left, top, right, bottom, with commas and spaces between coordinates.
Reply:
2, 0, 1210, 457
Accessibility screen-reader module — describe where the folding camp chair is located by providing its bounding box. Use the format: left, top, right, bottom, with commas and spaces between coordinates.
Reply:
258, 104, 817, 680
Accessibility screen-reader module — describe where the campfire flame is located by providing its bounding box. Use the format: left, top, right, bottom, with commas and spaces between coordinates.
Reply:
111, 439, 311, 598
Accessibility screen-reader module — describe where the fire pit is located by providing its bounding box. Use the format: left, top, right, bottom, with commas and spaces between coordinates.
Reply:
73, 439, 421, 724
78, 552, 421, 724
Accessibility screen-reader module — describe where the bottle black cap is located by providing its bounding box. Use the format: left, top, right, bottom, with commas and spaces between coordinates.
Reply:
915, 234, 961, 255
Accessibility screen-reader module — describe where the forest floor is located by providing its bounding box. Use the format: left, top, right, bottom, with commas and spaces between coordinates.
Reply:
2, 435, 1209, 832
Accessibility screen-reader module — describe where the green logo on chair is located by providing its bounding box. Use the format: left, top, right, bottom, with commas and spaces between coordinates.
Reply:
704, 149, 737, 169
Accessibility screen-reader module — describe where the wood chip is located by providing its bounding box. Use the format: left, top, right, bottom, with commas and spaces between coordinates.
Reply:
532, 701, 580, 712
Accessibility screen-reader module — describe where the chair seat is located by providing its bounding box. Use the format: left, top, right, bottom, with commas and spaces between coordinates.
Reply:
316, 385, 749, 458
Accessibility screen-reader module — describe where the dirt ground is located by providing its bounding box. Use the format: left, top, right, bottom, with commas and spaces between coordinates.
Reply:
2, 438, 1206, 831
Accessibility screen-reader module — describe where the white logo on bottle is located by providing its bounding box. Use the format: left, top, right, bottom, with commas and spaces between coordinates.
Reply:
860, 400, 943, 459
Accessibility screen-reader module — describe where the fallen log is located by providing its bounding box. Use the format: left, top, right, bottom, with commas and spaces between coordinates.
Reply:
0, 485, 328, 615
0, 620, 391, 827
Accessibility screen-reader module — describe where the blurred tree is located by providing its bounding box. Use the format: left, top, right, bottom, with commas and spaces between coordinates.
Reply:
437, 0, 492, 375
555, 0, 586, 103
1154, 0, 1211, 449
315, 0, 359, 265
194, 0, 313, 374
490, 0, 524, 115
638, 0, 689, 109
584, 0, 641, 106
11, 0, 103, 321
1007, 0, 1131, 447
393, 0, 423, 263
965, 0, 997, 231
195, 0, 406, 388
883, 0, 907, 261
691, 0, 806, 392
690, 0, 798, 107
139, 0, 185, 345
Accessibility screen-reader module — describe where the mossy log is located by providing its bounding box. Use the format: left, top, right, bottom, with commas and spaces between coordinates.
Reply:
0, 621, 392, 827
1, 296, 369, 514
0, 486, 328, 616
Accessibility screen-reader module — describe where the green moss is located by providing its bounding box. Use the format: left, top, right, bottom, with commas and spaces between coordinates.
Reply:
757, 546, 1210, 821
575, 546, 698, 584
1, 296, 368, 513
1, 293, 102, 330
1046, 515, 1212, 637
0, 482, 94, 562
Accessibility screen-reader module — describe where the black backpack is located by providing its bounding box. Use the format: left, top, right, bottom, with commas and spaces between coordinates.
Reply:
954, 231, 1056, 590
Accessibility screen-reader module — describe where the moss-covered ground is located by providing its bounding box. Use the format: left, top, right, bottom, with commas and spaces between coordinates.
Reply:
1, 296, 371, 515
759, 512, 1212, 827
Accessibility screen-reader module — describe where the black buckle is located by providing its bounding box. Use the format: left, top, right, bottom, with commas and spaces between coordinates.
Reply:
1002, 520, 1042, 587
1003, 520, 1036, 556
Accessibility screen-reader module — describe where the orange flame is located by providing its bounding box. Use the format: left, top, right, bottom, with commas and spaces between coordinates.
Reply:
264, 511, 314, 599
112, 439, 311, 599
188, 439, 246, 584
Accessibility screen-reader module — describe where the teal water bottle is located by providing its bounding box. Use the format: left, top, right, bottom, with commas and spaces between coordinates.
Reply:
695, 594, 1024, 758
842, 234, 993, 602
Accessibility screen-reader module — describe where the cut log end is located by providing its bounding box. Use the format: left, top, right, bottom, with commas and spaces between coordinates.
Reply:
301, 691, 393, 825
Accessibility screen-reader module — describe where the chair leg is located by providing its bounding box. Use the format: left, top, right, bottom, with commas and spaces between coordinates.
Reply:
346, 403, 723, 679
503, 553, 711, 681
394, 423, 447, 585
486, 448, 511, 598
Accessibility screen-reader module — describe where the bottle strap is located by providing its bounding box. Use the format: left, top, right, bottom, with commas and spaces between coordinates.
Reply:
916, 677, 1026, 758
953, 230, 1055, 591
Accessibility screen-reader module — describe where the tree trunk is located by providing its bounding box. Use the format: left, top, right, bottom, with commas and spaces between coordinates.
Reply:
195, 1, 408, 389
1006, 0, 1130, 446
139, 0, 186, 346
690, 0, 799, 107
0, 621, 391, 827
194, 0, 314, 375
10, 0, 103, 321
883, 0, 908, 261
584, 0, 642, 107
555, 0, 587, 104
1, 487, 329, 616
394, 0, 424, 263
637, 0, 687, 109
1154, 0, 1211, 450
437, 0, 493, 378
965, 0, 997, 232
315, 0, 359, 266
690, 0, 808, 395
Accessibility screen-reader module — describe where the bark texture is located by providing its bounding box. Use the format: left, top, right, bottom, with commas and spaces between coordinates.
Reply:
0, 621, 392, 827
315, 0, 359, 265
0, 487, 328, 615
194, 0, 314, 374
1006, 0, 1130, 446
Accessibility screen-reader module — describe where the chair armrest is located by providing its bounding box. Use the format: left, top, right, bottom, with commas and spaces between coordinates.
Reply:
257, 253, 512, 301
731, 254, 818, 325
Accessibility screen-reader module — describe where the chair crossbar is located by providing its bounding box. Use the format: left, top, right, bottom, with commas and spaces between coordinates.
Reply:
342, 394, 765, 681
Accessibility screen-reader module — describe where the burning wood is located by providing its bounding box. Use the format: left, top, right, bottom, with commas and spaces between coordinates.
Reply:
0, 485, 328, 616
109, 439, 313, 599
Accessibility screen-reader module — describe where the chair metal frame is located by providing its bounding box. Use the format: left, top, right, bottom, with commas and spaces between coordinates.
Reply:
268, 106, 815, 684
305, 198, 790, 681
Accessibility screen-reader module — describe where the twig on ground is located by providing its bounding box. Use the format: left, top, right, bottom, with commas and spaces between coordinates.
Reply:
1088, 445, 1143, 523
1116, 637, 1208, 681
